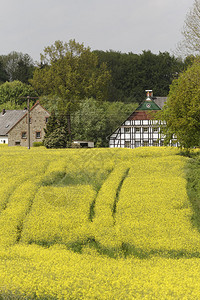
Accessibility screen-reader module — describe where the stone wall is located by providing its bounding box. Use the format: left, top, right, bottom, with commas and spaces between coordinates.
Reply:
8, 103, 50, 147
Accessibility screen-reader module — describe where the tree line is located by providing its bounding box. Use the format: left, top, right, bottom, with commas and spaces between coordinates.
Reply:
0, 48, 186, 105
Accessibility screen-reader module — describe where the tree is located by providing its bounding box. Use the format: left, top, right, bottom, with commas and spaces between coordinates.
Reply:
159, 59, 200, 149
71, 98, 107, 146
31, 40, 111, 139
0, 60, 8, 84
71, 98, 137, 147
94, 50, 184, 103
0, 80, 38, 107
43, 111, 70, 148
0, 52, 35, 83
177, 0, 200, 56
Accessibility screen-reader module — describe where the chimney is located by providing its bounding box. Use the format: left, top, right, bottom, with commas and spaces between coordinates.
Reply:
145, 90, 153, 100
2, 109, 6, 115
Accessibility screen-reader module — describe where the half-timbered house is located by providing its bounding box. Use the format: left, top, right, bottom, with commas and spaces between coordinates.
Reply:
109, 90, 178, 148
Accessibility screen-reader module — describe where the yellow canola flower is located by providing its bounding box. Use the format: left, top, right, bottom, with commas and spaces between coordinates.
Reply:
0, 146, 199, 299
21, 185, 96, 245
92, 164, 129, 248
0, 244, 200, 299
115, 155, 200, 253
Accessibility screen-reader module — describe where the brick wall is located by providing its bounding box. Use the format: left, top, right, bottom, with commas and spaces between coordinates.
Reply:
8, 103, 50, 147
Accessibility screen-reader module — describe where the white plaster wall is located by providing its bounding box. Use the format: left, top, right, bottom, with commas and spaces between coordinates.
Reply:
0, 136, 8, 144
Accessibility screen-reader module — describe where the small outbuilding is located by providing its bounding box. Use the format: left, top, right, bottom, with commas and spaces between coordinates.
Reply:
72, 140, 94, 148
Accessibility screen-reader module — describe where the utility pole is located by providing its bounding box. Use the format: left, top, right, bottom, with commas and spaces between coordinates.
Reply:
21, 96, 38, 149
27, 96, 31, 150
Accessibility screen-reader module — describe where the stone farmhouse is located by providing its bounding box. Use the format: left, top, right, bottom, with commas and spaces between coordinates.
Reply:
109, 90, 178, 149
0, 101, 50, 147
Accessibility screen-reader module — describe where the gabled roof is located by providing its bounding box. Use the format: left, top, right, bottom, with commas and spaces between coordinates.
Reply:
0, 101, 50, 136
127, 96, 164, 121
6, 101, 50, 134
107, 93, 167, 139
0, 110, 27, 136
136, 99, 161, 111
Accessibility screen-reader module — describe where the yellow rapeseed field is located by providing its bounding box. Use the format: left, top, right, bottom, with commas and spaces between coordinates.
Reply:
0, 144, 200, 299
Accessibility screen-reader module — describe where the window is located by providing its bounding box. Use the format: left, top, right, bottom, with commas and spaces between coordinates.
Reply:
124, 127, 130, 133
15, 141, 21, 146
135, 127, 140, 133
21, 132, 27, 139
125, 141, 131, 148
143, 141, 149, 147
143, 127, 148, 133
153, 127, 158, 133
45, 117, 49, 123
36, 131, 41, 139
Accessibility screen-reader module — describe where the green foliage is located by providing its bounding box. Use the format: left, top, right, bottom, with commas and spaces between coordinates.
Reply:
71, 98, 107, 146
71, 98, 137, 146
185, 153, 200, 231
0, 51, 35, 83
43, 127, 70, 149
0, 60, 8, 84
31, 40, 111, 114
94, 50, 185, 103
32, 142, 44, 147
160, 60, 200, 149
42, 97, 137, 148
38, 95, 60, 112
43, 111, 70, 148
0, 80, 38, 107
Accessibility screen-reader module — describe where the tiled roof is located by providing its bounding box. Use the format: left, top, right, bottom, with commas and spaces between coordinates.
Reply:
127, 111, 157, 120
0, 110, 27, 136
153, 97, 167, 109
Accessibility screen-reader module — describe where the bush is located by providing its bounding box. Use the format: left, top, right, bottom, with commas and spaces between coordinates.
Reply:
33, 142, 43, 147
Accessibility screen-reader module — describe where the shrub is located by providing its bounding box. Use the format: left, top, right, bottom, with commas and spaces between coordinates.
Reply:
33, 141, 43, 147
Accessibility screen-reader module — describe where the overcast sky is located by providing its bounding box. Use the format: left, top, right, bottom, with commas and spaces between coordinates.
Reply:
0, 0, 194, 62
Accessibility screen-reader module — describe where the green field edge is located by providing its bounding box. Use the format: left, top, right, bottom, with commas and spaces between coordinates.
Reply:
185, 153, 200, 234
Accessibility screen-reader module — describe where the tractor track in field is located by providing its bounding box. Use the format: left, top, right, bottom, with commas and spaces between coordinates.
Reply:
15, 162, 51, 244
89, 168, 114, 222
112, 168, 130, 224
